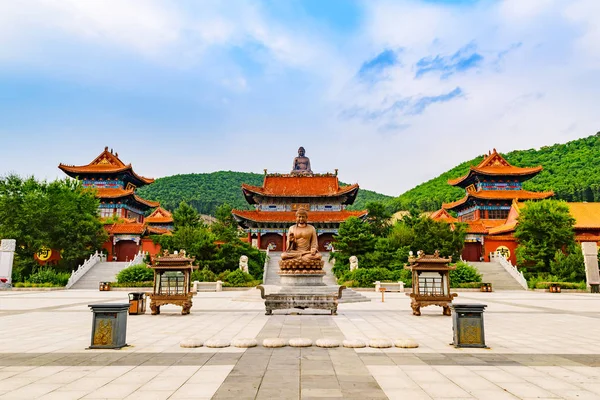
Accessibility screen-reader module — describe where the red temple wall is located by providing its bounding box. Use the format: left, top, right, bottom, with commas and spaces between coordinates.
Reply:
484, 236, 518, 265
102, 240, 113, 261
142, 239, 161, 260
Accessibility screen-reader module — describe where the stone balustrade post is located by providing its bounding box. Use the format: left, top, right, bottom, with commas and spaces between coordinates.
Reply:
0, 239, 16, 286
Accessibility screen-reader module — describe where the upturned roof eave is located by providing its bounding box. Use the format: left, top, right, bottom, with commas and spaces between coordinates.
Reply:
447, 166, 543, 187
58, 163, 155, 186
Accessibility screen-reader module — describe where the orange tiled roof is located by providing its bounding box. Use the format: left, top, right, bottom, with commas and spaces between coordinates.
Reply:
242, 174, 359, 200
134, 195, 159, 208
93, 188, 134, 198
88, 187, 159, 208
105, 222, 146, 235
488, 221, 517, 235
429, 209, 458, 223
465, 220, 488, 234
145, 207, 174, 224
231, 209, 368, 224
59, 147, 154, 185
488, 201, 600, 235
464, 219, 507, 234
448, 149, 543, 186
146, 226, 171, 235
442, 189, 553, 210
567, 202, 600, 229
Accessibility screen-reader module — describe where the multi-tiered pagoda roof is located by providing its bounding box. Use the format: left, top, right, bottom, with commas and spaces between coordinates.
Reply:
241, 174, 359, 204
232, 148, 367, 251
442, 149, 553, 213
59, 147, 159, 213
59, 147, 154, 187
233, 173, 366, 227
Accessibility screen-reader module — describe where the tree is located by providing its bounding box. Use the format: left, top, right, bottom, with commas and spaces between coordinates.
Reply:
0, 175, 107, 277
365, 201, 392, 237
212, 203, 239, 241
515, 200, 576, 272
408, 217, 466, 261
333, 217, 377, 259
550, 247, 585, 282
173, 201, 201, 229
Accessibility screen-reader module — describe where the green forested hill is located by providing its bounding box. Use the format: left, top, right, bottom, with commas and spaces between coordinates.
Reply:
137, 171, 392, 215
389, 132, 600, 212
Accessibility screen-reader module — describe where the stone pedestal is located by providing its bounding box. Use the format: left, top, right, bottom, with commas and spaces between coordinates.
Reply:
0, 239, 16, 287
279, 273, 326, 286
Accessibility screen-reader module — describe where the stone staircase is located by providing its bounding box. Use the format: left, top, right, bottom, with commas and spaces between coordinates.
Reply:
261, 252, 370, 303
469, 260, 526, 290
69, 261, 129, 290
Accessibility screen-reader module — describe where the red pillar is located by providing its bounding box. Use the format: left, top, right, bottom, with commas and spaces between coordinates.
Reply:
257, 232, 261, 249
282, 232, 287, 252
247, 231, 252, 243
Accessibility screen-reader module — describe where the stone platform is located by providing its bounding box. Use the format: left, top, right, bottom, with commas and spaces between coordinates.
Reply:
257, 285, 345, 315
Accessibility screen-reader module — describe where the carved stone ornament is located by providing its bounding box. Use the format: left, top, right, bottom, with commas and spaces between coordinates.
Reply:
0, 239, 16, 252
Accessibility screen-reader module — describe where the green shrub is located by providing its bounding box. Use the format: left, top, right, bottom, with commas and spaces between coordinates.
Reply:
14, 282, 60, 288
390, 269, 412, 287
526, 273, 561, 289
111, 281, 153, 287
338, 268, 395, 287
550, 249, 585, 282
457, 282, 483, 288
191, 267, 217, 282
222, 280, 262, 287
26, 268, 70, 286
224, 270, 255, 286
534, 281, 586, 290
449, 261, 482, 287
116, 264, 153, 283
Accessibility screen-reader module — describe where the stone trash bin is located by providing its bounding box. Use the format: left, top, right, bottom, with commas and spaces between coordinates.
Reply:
88, 304, 129, 349
450, 303, 488, 348
128, 292, 147, 315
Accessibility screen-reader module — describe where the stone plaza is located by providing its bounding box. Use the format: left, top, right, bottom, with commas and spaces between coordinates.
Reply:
1, 289, 600, 399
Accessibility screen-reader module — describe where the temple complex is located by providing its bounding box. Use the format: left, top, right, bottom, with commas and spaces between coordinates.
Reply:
232, 148, 368, 251
59, 147, 166, 261
435, 149, 553, 263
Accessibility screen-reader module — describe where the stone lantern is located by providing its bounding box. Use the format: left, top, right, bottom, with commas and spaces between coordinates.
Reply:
405, 250, 457, 316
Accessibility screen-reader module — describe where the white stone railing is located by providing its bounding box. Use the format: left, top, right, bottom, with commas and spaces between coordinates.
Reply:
374, 281, 405, 292
192, 280, 223, 292
262, 248, 270, 284
126, 251, 145, 267
66, 251, 106, 289
489, 251, 528, 290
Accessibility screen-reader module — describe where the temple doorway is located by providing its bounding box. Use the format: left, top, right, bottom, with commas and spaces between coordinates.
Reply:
462, 242, 482, 262
260, 233, 283, 251
115, 240, 139, 262
318, 233, 335, 252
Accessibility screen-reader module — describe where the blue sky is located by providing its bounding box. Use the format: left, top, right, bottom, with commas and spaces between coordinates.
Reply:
1, 0, 599, 196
